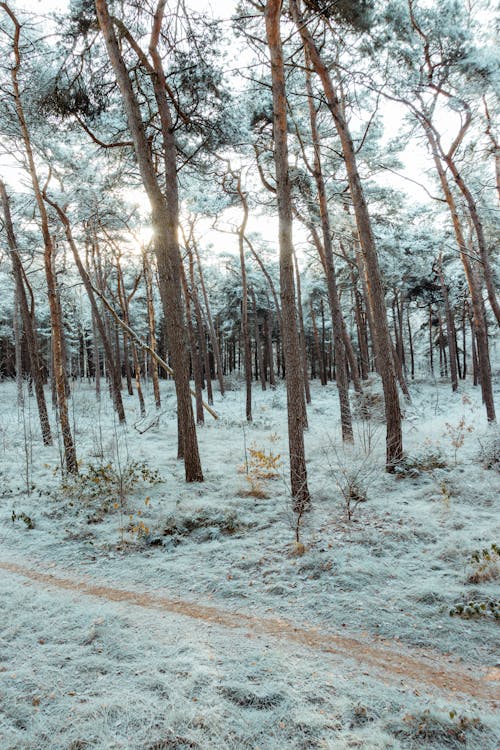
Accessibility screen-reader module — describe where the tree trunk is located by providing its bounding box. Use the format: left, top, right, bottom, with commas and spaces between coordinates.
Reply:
438, 256, 458, 392
265, 0, 310, 510
96, 0, 202, 480
291, 0, 403, 468
47, 200, 126, 422
143, 250, 161, 409
0, 180, 52, 444
2, 9, 76, 472
424, 124, 495, 421
293, 252, 311, 410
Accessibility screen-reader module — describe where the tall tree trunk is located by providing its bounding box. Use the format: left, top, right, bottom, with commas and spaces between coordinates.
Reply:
437, 256, 458, 392
193, 242, 225, 396
143, 250, 161, 409
47, 200, 126, 422
265, 0, 310, 510
187, 245, 213, 405
0, 180, 52, 444
250, 287, 267, 392
310, 300, 326, 385
291, 0, 403, 468
180, 260, 204, 425
424, 125, 495, 421
293, 252, 311, 410
96, 0, 202, 480
3, 8, 76, 472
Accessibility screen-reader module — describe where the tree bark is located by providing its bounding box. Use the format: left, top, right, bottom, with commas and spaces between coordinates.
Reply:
2, 6, 76, 472
265, 0, 310, 510
291, 0, 402, 468
95, 0, 202, 480
0, 180, 52, 444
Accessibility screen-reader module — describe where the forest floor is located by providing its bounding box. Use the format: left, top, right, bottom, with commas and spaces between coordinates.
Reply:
0, 373, 499, 749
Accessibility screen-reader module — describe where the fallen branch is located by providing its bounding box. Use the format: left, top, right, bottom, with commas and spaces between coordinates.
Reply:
90, 282, 219, 420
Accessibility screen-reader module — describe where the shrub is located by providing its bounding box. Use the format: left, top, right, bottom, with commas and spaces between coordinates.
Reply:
394, 448, 447, 478
467, 543, 499, 583
449, 599, 499, 620
477, 431, 500, 472
61, 459, 161, 507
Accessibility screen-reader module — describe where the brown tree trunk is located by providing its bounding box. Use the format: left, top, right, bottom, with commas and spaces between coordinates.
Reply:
265, 0, 310, 510
46, 199, 126, 422
291, 0, 403, 468
303, 58, 357, 438
193, 242, 225, 397
96, 0, 202, 480
3, 8, 76, 472
187, 245, 213, 405
437, 256, 458, 392
250, 287, 267, 392
310, 299, 327, 385
143, 250, 161, 409
0, 180, 52, 444
180, 260, 204, 425
293, 252, 311, 410
424, 125, 495, 421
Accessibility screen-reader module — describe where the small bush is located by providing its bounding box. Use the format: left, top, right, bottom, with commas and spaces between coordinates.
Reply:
162, 508, 241, 541
395, 448, 447, 478
352, 379, 385, 422
477, 431, 500, 472
449, 598, 499, 620
467, 543, 499, 583
62, 459, 161, 507
11, 510, 35, 529
389, 709, 485, 747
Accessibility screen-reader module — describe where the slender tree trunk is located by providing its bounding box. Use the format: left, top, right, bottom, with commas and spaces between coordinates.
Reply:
96, 0, 202, 479
293, 252, 311, 410
180, 260, 204, 425
13, 286, 23, 406
193, 243, 225, 396
2, 9, 76, 471
429, 306, 434, 375
143, 250, 161, 409
187, 246, 213, 405
92, 311, 101, 399
250, 287, 267, 392
424, 125, 495, 421
1, 180, 52, 443
438, 256, 458, 392
47, 200, 126, 422
407, 307, 415, 380
291, 0, 402, 468
310, 300, 326, 385
265, 0, 310, 510
303, 61, 355, 439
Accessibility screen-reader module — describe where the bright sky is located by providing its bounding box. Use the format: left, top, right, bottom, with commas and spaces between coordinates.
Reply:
3, 0, 449, 264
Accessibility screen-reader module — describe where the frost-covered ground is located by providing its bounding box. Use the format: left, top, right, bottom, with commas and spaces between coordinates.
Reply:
0, 372, 498, 749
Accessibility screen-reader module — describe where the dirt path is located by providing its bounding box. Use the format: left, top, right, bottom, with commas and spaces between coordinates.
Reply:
1, 559, 498, 706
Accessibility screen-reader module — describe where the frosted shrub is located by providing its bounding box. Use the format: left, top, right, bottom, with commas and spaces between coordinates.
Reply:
477, 430, 500, 472
352, 377, 385, 422
389, 708, 485, 746
239, 439, 282, 499
449, 599, 499, 620
62, 460, 160, 499
394, 447, 447, 478
322, 436, 378, 521
467, 543, 499, 583
443, 416, 474, 465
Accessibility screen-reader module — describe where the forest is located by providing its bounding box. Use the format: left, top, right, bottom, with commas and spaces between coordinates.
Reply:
0, 0, 498, 748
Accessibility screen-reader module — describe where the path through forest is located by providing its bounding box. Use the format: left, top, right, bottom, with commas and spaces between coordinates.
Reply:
1, 558, 498, 707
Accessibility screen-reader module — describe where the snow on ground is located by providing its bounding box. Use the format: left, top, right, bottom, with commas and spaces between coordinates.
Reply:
0, 372, 498, 749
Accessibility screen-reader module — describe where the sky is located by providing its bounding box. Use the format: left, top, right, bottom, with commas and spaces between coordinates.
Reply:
2, 0, 449, 263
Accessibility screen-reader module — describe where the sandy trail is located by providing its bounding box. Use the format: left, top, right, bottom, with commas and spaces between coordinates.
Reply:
1, 559, 498, 706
